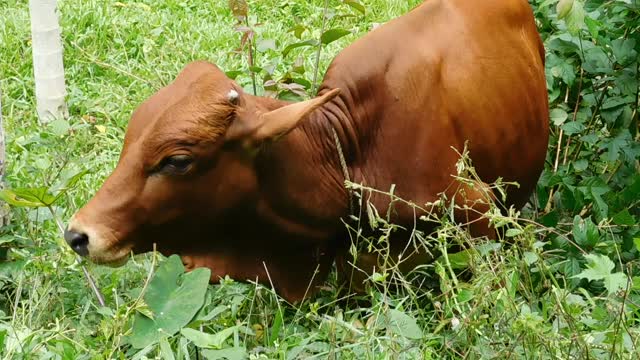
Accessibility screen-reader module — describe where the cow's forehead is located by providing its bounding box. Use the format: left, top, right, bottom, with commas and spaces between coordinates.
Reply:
123, 62, 235, 147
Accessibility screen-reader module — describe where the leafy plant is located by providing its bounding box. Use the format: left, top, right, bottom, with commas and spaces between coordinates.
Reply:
128, 255, 211, 349
226, 0, 364, 101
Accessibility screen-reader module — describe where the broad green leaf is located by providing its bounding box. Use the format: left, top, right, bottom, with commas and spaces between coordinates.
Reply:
580, 133, 599, 145
601, 96, 631, 110
159, 337, 176, 360
456, 288, 474, 303
540, 210, 559, 227
268, 309, 283, 346
574, 254, 627, 295
634, 238, 640, 253
561, 187, 579, 212
0, 188, 56, 207
202, 347, 248, 360
0, 190, 43, 207
621, 175, 640, 203
59, 169, 89, 191
34, 157, 51, 170
129, 255, 211, 349
573, 159, 588, 172
0, 260, 26, 278
197, 305, 227, 322
181, 326, 253, 350
285, 338, 323, 360
584, 15, 600, 39
48, 118, 71, 136
583, 47, 612, 74
278, 91, 305, 102
591, 190, 608, 220
0, 329, 6, 353
181, 327, 234, 349
282, 39, 318, 57
506, 228, 524, 237
564, 0, 585, 35
96, 306, 114, 318
475, 242, 502, 256
291, 24, 306, 39
556, 0, 574, 19
601, 108, 624, 126
604, 130, 630, 162
437, 249, 470, 270
507, 270, 520, 297
548, 55, 576, 85
371, 271, 388, 283
344, 0, 365, 15
550, 108, 568, 126
320, 29, 351, 45
51, 169, 89, 199
563, 257, 582, 286
561, 121, 584, 135
612, 209, 635, 226
611, 39, 637, 66
256, 38, 276, 52
225, 70, 243, 79
135, 301, 154, 320
572, 215, 599, 248
582, 181, 610, 220
386, 309, 423, 340
0, 235, 14, 246
523, 252, 538, 265
366, 201, 379, 229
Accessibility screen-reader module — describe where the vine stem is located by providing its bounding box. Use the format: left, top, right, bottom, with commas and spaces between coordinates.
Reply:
545, 86, 569, 213
312, 0, 330, 95
48, 205, 106, 307
562, 67, 584, 167
245, 16, 257, 96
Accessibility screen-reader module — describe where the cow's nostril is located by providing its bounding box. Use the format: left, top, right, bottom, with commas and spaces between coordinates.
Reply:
64, 229, 90, 256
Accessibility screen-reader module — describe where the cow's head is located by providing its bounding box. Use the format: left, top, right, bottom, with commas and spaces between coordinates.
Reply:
65, 61, 339, 265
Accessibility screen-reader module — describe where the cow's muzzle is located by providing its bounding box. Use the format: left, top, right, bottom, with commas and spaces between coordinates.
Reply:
64, 229, 90, 256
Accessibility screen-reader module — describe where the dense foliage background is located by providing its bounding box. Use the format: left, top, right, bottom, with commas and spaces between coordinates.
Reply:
0, 0, 638, 358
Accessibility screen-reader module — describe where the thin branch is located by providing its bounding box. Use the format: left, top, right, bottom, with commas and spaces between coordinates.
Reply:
49, 205, 106, 307
312, 0, 330, 95
245, 17, 257, 96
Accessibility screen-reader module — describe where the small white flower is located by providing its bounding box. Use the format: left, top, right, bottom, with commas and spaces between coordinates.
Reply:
451, 317, 460, 330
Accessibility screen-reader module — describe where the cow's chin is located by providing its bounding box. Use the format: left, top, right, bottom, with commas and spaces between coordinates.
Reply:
94, 255, 130, 268
88, 249, 132, 268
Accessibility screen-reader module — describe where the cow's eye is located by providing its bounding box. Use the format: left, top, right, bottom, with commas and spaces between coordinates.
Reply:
158, 155, 193, 175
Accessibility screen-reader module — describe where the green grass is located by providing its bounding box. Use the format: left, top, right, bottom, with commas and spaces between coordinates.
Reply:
1, 0, 639, 359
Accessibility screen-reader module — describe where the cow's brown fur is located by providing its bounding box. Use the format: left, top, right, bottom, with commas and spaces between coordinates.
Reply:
66, 0, 549, 302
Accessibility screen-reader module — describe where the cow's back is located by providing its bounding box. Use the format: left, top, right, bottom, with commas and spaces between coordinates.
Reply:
320, 0, 549, 211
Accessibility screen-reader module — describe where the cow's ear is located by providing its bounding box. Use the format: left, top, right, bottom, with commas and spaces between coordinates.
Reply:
253, 88, 340, 142
227, 88, 340, 144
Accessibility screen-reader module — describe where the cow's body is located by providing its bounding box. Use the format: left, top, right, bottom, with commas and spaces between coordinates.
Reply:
65, 0, 549, 302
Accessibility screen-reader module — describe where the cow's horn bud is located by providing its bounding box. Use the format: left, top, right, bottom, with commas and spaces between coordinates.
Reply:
227, 89, 239, 104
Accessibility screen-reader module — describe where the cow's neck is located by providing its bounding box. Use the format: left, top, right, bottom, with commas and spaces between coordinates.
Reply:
188, 87, 371, 301
253, 92, 360, 239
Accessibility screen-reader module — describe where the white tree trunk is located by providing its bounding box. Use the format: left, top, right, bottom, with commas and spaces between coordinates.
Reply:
29, 0, 68, 123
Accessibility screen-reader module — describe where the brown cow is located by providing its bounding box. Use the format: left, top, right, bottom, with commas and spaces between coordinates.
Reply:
65, 0, 549, 302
